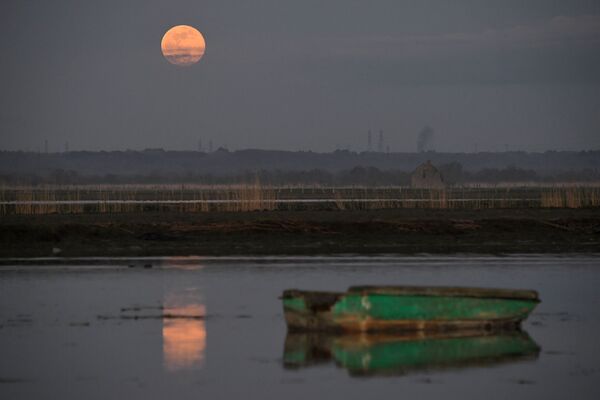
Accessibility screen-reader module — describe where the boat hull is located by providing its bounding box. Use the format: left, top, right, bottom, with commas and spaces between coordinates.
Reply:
283, 287, 539, 333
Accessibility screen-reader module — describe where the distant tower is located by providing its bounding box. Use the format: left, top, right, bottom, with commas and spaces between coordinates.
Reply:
209, 139, 213, 153
198, 138, 203, 152
378, 130, 384, 152
44, 139, 48, 154
367, 130, 372, 152
64, 141, 69, 153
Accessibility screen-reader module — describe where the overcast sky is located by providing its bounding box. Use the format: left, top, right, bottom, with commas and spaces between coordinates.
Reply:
1, 0, 599, 152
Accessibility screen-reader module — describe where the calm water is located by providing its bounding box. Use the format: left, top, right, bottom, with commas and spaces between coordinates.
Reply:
1, 256, 599, 399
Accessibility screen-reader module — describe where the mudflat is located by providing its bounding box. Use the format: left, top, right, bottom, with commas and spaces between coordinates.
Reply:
1, 208, 599, 258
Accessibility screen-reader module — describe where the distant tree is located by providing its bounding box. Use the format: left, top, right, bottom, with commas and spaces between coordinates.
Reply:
438, 162, 464, 185
471, 165, 538, 183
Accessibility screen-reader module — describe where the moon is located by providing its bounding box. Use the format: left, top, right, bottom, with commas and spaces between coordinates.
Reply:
161, 25, 206, 67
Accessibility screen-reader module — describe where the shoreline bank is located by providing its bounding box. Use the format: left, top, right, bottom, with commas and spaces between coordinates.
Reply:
1, 209, 599, 258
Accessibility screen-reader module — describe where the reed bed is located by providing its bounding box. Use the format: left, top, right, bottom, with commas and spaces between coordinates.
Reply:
540, 187, 600, 208
1, 184, 599, 215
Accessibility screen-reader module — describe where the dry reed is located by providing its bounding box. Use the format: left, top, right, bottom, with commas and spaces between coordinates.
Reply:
1, 184, 599, 215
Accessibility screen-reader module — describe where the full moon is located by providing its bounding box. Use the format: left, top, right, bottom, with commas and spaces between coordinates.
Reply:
161, 25, 206, 67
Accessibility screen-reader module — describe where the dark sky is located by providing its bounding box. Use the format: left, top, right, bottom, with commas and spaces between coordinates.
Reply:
1, 0, 599, 152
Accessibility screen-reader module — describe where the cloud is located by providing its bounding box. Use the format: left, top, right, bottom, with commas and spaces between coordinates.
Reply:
301, 15, 600, 85
327, 15, 600, 59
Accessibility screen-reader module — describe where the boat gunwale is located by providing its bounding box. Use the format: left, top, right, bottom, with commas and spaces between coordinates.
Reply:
283, 286, 539, 302
348, 285, 539, 301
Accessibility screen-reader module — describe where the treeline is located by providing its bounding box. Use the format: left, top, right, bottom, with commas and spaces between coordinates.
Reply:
1, 149, 600, 177
1, 164, 599, 186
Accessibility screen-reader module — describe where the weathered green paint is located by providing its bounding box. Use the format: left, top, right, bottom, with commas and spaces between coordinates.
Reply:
282, 287, 540, 332
283, 297, 307, 313
332, 293, 537, 321
331, 333, 539, 374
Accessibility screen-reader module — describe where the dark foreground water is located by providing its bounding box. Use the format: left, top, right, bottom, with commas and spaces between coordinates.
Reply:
1, 256, 599, 400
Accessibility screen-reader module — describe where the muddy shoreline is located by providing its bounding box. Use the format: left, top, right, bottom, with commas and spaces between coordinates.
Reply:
1, 209, 599, 258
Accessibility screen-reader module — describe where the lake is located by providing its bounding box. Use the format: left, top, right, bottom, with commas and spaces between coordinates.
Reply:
1, 256, 599, 399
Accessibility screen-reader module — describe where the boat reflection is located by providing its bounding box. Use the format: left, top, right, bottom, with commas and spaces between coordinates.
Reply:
162, 303, 206, 372
283, 330, 540, 376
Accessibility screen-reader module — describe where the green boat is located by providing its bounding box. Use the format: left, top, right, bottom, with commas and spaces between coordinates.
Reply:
282, 286, 540, 333
283, 331, 540, 376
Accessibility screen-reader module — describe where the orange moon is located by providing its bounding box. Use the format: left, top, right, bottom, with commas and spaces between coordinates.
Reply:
161, 25, 206, 66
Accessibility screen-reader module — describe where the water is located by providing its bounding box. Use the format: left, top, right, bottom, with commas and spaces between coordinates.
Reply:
1, 256, 599, 399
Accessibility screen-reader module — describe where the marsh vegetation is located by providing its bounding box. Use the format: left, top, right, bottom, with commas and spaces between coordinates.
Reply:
1, 184, 599, 215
